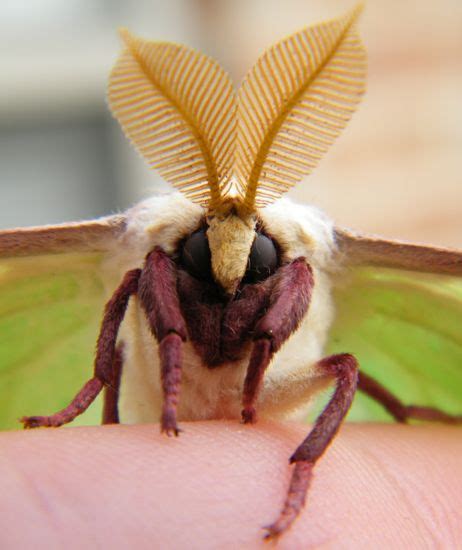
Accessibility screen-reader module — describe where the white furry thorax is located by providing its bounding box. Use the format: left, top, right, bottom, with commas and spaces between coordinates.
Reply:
103, 193, 338, 424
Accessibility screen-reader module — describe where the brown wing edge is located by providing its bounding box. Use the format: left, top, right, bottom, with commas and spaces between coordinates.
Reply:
0, 215, 126, 259
334, 227, 462, 276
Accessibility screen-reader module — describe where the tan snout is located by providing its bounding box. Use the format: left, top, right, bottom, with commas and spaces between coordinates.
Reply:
206, 212, 256, 295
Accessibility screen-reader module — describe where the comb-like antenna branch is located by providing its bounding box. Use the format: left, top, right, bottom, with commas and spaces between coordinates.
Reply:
236, 4, 366, 210
109, 29, 237, 210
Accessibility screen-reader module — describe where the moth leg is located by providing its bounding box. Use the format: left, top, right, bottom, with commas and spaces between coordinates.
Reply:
264, 353, 358, 540
138, 247, 187, 436
358, 371, 462, 424
242, 259, 313, 423
21, 269, 141, 429
102, 341, 125, 424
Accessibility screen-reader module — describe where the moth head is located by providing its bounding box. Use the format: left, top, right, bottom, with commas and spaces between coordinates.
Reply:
178, 197, 280, 295
108, 5, 366, 287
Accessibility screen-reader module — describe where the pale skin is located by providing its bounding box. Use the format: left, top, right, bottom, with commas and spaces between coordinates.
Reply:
0, 421, 461, 549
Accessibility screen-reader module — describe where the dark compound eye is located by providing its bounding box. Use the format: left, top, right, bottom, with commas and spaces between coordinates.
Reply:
181, 229, 212, 280
245, 233, 278, 283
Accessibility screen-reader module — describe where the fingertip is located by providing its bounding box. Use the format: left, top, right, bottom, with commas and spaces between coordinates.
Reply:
0, 422, 460, 548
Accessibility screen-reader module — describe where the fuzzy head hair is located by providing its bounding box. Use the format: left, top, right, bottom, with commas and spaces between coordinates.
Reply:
107, 4, 366, 293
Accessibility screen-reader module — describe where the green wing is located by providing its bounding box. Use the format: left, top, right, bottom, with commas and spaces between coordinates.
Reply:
328, 229, 462, 422
0, 218, 124, 430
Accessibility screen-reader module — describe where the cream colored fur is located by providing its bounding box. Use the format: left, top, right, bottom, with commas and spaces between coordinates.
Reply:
207, 213, 256, 295
102, 193, 337, 424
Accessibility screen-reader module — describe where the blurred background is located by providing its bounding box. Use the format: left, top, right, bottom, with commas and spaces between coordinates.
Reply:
1, 0, 461, 247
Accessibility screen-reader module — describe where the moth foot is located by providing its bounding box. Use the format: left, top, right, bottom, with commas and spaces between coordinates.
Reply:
161, 409, 181, 437
262, 462, 313, 541
161, 426, 182, 437
262, 522, 283, 541
262, 512, 296, 541
20, 415, 61, 429
241, 406, 257, 424
262, 508, 298, 541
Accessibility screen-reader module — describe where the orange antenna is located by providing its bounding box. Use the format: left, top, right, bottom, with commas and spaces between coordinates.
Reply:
235, 4, 366, 210
108, 29, 237, 211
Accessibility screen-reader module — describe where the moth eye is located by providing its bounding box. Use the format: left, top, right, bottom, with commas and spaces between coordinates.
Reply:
245, 233, 278, 283
181, 229, 211, 280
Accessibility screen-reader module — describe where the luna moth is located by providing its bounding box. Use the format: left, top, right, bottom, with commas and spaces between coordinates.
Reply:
1, 4, 461, 540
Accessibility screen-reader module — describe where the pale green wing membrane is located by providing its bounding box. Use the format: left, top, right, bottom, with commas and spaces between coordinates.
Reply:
0, 219, 123, 430
0, 253, 106, 430
328, 266, 462, 422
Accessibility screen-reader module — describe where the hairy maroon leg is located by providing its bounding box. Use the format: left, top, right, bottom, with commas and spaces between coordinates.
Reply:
102, 341, 125, 425
242, 259, 313, 423
358, 370, 462, 424
21, 269, 140, 429
21, 379, 105, 429
159, 333, 183, 435
138, 247, 187, 435
242, 339, 272, 423
264, 353, 359, 540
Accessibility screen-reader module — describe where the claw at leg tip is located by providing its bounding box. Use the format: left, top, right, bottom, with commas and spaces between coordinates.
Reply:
20, 416, 44, 429
241, 406, 257, 424
160, 422, 182, 437
262, 523, 282, 542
